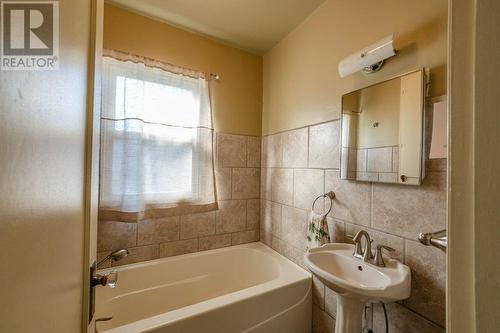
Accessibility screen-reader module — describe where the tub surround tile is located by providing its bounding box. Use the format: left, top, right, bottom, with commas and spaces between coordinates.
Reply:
115, 245, 159, 266
404, 240, 446, 327
159, 239, 198, 257
232, 168, 260, 199
293, 169, 325, 212
260, 167, 272, 199
373, 302, 445, 333
97, 221, 137, 252
246, 136, 261, 167
180, 212, 216, 240
138, 216, 180, 245
199, 234, 232, 251
215, 168, 232, 200
325, 170, 371, 226
309, 121, 340, 169
282, 128, 308, 168
246, 199, 260, 230
271, 202, 283, 237
271, 168, 293, 205
372, 172, 446, 239
260, 199, 273, 234
216, 200, 247, 233
217, 133, 247, 167
231, 230, 259, 245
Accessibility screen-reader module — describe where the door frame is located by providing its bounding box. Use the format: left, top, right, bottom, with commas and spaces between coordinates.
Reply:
83, 0, 104, 332
447, 0, 500, 331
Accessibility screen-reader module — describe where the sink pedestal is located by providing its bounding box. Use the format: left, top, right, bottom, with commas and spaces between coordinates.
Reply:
335, 295, 364, 333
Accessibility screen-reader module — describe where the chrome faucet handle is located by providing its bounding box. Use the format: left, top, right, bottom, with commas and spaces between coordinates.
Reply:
91, 270, 118, 289
374, 245, 395, 267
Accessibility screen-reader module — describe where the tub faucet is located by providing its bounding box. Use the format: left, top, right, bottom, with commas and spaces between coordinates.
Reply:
97, 248, 129, 268
352, 230, 373, 262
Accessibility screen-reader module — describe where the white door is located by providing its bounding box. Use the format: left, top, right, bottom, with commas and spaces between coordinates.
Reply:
0, 1, 99, 332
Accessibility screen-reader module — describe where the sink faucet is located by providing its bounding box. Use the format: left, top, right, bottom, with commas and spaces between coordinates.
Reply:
352, 230, 373, 262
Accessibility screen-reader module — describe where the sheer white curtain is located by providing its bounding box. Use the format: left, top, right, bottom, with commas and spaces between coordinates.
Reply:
99, 51, 217, 222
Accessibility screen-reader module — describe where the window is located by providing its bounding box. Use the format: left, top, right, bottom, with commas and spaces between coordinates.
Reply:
99, 54, 217, 222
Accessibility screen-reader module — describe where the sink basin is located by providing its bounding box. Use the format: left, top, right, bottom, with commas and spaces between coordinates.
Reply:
304, 243, 411, 333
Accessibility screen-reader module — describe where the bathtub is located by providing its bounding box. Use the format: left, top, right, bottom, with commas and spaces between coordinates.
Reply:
95, 242, 312, 333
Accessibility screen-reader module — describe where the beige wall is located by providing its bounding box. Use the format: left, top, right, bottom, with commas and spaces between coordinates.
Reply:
263, 0, 447, 135
103, 4, 263, 136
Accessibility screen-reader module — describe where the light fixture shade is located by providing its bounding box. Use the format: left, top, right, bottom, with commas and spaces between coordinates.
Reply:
338, 34, 396, 78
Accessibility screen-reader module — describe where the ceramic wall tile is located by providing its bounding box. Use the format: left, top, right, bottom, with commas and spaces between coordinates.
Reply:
199, 234, 232, 251
97, 221, 137, 252
309, 121, 340, 169
372, 172, 446, 238
180, 212, 216, 240
232, 168, 260, 199
215, 200, 247, 233
283, 128, 308, 168
404, 240, 446, 327
217, 133, 247, 167
159, 239, 198, 257
231, 230, 259, 245
265, 133, 283, 167
260, 167, 272, 199
271, 168, 293, 205
247, 136, 261, 167
215, 167, 232, 200
312, 304, 335, 333
137, 216, 180, 245
246, 199, 260, 230
281, 205, 308, 250
373, 302, 445, 333
293, 168, 325, 212
112, 245, 159, 266
325, 170, 371, 226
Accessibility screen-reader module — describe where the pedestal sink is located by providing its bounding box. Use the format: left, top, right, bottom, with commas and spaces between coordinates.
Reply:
304, 243, 411, 333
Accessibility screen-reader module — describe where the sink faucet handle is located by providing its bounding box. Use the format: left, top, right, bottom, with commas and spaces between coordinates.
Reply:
374, 245, 395, 267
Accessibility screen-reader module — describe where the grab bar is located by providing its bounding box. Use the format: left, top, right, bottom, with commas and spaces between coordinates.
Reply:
418, 229, 447, 252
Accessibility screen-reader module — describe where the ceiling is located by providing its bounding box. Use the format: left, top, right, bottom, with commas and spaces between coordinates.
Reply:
107, 0, 326, 55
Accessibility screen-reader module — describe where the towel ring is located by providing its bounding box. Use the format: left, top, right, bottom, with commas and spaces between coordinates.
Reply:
311, 191, 336, 215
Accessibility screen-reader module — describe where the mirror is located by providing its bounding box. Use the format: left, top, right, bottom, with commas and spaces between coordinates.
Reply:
340, 69, 425, 185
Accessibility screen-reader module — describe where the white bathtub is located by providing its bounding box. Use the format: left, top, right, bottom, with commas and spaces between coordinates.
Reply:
95, 242, 312, 333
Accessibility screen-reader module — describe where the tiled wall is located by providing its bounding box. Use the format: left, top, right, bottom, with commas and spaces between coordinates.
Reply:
260, 119, 447, 333
97, 132, 262, 268
97, 114, 446, 333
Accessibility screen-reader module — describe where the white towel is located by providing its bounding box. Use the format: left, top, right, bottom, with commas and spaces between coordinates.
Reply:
307, 211, 330, 249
